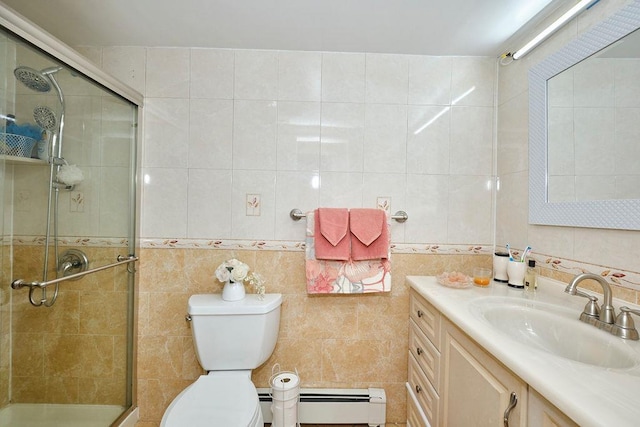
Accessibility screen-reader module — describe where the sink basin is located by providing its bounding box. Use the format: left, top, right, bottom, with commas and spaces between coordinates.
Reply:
469, 297, 640, 369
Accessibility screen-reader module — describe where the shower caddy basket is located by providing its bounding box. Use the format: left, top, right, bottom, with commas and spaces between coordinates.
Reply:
0, 132, 37, 158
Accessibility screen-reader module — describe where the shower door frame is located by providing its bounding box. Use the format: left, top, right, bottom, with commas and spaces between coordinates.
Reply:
0, 4, 144, 425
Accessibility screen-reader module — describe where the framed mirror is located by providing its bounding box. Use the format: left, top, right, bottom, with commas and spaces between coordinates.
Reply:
529, 0, 640, 229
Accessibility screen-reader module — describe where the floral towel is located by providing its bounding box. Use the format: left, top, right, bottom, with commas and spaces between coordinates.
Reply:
305, 211, 391, 294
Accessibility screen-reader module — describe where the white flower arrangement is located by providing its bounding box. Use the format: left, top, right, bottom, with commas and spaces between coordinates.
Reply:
215, 258, 266, 298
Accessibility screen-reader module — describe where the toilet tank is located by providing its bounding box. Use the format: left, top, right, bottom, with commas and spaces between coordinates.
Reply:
188, 293, 282, 371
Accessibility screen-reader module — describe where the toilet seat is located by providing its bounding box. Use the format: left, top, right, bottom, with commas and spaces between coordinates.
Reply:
161, 374, 263, 427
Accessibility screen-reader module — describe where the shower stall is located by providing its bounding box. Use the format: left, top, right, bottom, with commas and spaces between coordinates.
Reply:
1, 5, 141, 427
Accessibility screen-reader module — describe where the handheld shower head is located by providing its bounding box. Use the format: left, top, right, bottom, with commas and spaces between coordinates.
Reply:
33, 106, 57, 131
14, 66, 52, 93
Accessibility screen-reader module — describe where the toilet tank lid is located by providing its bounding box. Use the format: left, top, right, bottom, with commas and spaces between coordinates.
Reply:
188, 293, 282, 315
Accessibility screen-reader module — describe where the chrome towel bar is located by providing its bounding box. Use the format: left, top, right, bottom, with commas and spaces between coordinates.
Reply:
289, 208, 408, 223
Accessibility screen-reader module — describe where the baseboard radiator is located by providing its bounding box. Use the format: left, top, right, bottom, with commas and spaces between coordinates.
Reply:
257, 387, 386, 427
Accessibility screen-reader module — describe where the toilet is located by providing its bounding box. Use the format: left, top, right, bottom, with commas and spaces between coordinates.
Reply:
161, 293, 282, 427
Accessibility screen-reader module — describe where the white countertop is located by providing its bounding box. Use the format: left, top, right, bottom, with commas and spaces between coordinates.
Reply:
407, 275, 640, 427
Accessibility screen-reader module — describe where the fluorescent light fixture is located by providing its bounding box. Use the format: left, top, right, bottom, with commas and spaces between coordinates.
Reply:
513, 0, 598, 59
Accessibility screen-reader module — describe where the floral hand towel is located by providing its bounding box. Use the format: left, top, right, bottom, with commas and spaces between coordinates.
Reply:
305, 210, 391, 294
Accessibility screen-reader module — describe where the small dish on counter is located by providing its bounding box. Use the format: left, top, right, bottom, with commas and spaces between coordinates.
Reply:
437, 271, 472, 289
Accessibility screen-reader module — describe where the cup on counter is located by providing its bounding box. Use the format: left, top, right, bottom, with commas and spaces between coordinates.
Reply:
493, 251, 509, 283
473, 267, 492, 287
507, 260, 526, 288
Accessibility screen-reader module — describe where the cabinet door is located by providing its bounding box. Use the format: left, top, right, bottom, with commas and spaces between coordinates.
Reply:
440, 319, 527, 427
528, 389, 578, 427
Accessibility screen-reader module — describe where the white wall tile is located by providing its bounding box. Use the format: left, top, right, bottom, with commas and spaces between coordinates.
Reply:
449, 106, 493, 175
188, 99, 233, 169
232, 100, 277, 170
101, 97, 135, 168
187, 169, 232, 238
102, 47, 146, 95
143, 98, 190, 168
451, 57, 495, 107
320, 102, 365, 172
407, 105, 450, 174
99, 166, 129, 237
63, 95, 103, 167
495, 171, 528, 249
130, 47, 500, 243
404, 174, 449, 243
277, 51, 321, 101
276, 101, 320, 171
321, 52, 366, 103
447, 175, 493, 244
496, 93, 528, 176
274, 171, 319, 240
235, 50, 278, 100
363, 104, 407, 173
318, 172, 363, 207
365, 53, 409, 104
408, 56, 452, 105
190, 49, 234, 99
145, 48, 190, 98
141, 167, 188, 238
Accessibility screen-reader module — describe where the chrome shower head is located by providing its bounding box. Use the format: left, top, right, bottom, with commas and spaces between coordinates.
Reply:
33, 106, 57, 131
14, 66, 52, 93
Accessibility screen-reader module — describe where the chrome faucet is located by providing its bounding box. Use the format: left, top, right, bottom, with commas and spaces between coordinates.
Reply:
565, 273, 616, 324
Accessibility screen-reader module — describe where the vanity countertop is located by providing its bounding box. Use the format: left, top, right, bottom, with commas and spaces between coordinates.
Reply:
407, 275, 640, 427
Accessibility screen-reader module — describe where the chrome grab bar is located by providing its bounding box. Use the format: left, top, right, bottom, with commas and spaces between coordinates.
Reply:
11, 254, 138, 290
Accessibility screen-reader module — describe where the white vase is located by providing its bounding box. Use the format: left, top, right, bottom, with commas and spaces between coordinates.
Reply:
222, 280, 246, 301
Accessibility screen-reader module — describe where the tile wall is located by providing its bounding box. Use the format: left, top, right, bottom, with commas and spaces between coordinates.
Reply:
9, 245, 129, 405
90, 47, 497, 244
135, 247, 491, 426
78, 46, 498, 426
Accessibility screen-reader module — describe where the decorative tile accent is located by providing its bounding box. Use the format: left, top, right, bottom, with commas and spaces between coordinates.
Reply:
70, 192, 85, 213
10, 236, 129, 247
377, 196, 391, 212
246, 194, 261, 216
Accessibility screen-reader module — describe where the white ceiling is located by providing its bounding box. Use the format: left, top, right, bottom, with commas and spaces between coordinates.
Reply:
2, 0, 567, 56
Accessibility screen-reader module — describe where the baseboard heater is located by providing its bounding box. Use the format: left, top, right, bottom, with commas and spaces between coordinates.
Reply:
257, 387, 386, 427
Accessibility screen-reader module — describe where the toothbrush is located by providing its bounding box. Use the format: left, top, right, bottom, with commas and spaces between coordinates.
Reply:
506, 243, 514, 261
520, 246, 531, 263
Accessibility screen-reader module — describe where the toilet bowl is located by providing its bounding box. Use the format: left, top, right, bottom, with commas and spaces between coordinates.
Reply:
160, 293, 282, 427
161, 373, 262, 427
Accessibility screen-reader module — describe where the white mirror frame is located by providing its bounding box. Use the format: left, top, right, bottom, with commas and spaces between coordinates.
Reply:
529, 0, 640, 230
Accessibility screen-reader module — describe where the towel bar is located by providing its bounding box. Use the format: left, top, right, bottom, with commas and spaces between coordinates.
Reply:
289, 208, 408, 223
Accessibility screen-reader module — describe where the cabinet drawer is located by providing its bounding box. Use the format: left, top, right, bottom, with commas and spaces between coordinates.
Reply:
410, 290, 441, 349
409, 319, 440, 392
406, 383, 431, 427
408, 352, 439, 427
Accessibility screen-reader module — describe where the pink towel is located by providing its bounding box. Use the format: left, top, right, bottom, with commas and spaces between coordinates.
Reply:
350, 208, 389, 261
314, 208, 350, 261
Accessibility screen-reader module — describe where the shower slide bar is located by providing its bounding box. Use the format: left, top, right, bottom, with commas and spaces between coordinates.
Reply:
289, 208, 408, 223
11, 254, 138, 290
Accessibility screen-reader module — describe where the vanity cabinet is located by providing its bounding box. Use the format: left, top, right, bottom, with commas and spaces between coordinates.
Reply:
407, 289, 527, 426
528, 389, 578, 427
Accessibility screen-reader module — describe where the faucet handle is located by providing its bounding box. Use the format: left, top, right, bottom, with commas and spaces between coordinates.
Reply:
613, 307, 640, 340
570, 290, 600, 319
